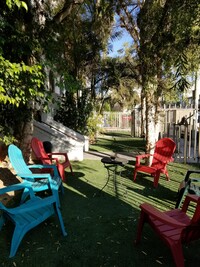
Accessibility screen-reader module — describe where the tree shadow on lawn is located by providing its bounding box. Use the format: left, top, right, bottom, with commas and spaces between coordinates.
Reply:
59, 170, 195, 267
61, 174, 153, 267
103, 132, 132, 138
91, 138, 145, 154
63, 171, 200, 267
0, 167, 198, 267
119, 163, 181, 209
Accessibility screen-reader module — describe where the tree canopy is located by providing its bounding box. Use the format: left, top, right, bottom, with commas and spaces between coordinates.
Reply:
0, 0, 199, 152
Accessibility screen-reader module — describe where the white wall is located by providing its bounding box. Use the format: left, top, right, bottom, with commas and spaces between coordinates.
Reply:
33, 118, 89, 161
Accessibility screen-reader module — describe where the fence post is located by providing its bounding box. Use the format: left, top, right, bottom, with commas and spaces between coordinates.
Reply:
184, 126, 188, 164
198, 127, 200, 161
131, 110, 135, 137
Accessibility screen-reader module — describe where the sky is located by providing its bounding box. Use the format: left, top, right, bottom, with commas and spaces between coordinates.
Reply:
108, 31, 133, 57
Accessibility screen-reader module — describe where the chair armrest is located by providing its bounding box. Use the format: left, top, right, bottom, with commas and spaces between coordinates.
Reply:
181, 194, 200, 213
37, 155, 60, 164
184, 170, 200, 182
135, 154, 152, 165
152, 154, 174, 164
35, 155, 55, 164
0, 184, 36, 212
185, 194, 199, 202
0, 183, 34, 196
28, 164, 49, 169
48, 152, 68, 162
136, 154, 152, 159
28, 164, 60, 177
140, 203, 187, 228
17, 173, 52, 182
6, 195, 56, 215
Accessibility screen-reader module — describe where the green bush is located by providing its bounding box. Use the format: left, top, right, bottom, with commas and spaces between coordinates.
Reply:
86, 113, 103, 143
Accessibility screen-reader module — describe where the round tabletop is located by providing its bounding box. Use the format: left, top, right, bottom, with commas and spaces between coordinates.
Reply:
101, 156, 128, 165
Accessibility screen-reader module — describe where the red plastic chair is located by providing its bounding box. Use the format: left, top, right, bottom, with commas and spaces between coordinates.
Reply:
133, 137, 176, 187
135, 194, 200, 267
31, 137, 73, 181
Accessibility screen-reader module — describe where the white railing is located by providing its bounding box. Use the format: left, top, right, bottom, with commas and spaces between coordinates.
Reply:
102, 112, 132, 130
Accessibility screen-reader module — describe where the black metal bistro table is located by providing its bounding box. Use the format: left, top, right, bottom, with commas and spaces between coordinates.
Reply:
99, 156, 128, 194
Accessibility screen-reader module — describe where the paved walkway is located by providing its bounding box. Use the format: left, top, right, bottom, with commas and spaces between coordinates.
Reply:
84, 149, 200, 164
83, 150, 140, 161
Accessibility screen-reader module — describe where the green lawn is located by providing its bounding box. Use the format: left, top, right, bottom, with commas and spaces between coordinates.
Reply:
90, 131, 145, 154
1, 132, 200, 267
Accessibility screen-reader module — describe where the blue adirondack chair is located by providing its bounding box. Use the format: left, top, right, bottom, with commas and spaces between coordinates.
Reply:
0, 183, 67, 257
8, 144, 63, 206
176, 170, 200, 208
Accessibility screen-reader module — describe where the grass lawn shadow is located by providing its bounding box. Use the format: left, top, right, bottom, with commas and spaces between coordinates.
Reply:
1, 132, 200, 266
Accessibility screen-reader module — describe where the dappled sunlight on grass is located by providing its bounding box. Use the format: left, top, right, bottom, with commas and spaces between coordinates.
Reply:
1, 134, 200, 266
90, 132, 145, 154
61, 157, 200, 266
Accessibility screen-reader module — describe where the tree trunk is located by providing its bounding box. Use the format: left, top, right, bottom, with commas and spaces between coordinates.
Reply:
19, 114, 34, 163
140, 87, 145, 138
145, 81, 160, 165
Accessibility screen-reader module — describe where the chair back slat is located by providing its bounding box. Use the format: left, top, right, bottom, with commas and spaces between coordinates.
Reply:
31, 137, 51, 164
152, 138, 176, 168
8, 144, 32, 175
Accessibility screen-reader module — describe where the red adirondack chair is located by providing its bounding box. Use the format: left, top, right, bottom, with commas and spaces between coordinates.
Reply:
133, 137, 176, 187
135, 194, 200, 267
31, 137, 73, 181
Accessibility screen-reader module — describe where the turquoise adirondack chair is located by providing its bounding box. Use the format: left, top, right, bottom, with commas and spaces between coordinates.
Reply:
176, 170, 200, 208
8, 144, 63, 206
0, 183, 67, 257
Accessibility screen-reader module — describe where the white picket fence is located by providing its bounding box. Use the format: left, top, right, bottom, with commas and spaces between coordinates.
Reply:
103, 112, 132, 130
102, 109, 200, 163
161, 108, 200, 163
162, 123, 200, 163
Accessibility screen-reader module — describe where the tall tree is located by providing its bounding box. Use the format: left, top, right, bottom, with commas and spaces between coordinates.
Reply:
49, 0, 117, 133
0, 0, 46, 159
138, 0, 200, 154
116, 0, 200, 156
